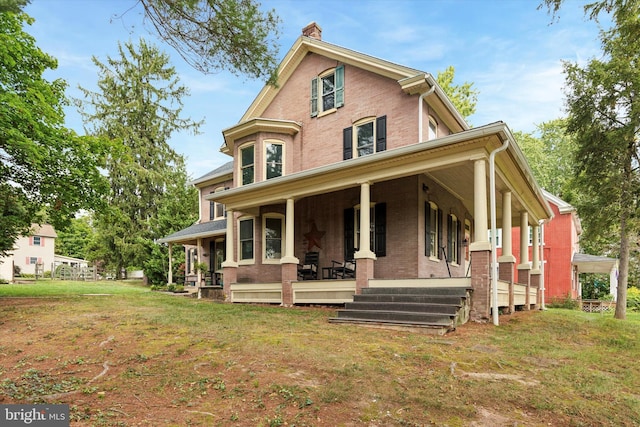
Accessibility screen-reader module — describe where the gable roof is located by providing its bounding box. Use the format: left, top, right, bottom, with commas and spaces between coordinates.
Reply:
30, 224, 57, 238
225, 28, 468, 154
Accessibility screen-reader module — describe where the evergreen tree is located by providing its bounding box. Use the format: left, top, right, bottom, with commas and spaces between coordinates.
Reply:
79, 39, 200, 279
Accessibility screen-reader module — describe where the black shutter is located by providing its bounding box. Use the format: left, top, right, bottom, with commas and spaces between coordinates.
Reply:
425, 202, 430, 256
458, 218, 463, 264
447, 214, 453, 261
375, 203, 386, 257
343, 127, 353, 160
344, 208, 355, 259
438, 209, 443, 260
376, 115, 387, 152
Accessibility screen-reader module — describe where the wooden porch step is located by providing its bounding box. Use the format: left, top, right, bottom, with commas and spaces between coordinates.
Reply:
345, 301, 459, 315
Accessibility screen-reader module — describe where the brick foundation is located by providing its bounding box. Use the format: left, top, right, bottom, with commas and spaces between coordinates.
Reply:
470, 250, 491, 322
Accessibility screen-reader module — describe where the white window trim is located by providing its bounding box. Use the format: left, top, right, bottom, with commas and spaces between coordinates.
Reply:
238, 142, 255, 186
317, 68, 338, 117
428, 201, 439, 261
428, 116, 438, 140
262, 213, 285, 264
238, 216, 255, 265
32, 236, 42, 246
352, 116, 376, 158
213, 187, 226, 220
263, 140, 285, 180
448, 213, 460, 266
488, 228, 502, 248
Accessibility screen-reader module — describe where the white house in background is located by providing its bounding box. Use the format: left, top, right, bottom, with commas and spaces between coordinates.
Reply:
0, 224, 57, 281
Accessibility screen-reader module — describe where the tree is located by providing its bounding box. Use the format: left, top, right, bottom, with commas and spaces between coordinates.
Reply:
78, 39, 201, 280
515, 119, 578, 200
436, 65, 479, 120
550, 0, 640, 319
137, 0, 281, 84
0, 11, 109, 257
56, 215, 95, 260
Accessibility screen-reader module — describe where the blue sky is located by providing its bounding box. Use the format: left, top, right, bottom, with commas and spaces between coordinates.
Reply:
24, 0, 606, 180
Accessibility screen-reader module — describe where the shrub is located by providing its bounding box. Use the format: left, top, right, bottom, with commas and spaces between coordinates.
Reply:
547, 295, 579, 310
628, 286, 640, 312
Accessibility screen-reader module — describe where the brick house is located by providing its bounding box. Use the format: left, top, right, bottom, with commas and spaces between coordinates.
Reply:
497, 190, 619, 304
160, 23, 553, 324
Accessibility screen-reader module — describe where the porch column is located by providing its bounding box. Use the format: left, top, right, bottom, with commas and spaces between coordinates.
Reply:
355, 182, 376, 294
281, 198, 299, 306
498, 191, 516, 314
469, 158, 491, 321
196, 238, 203, 286
517, 212, 531, 310
222, 209, 238, 300
168, 243, 173, 284
531, 224, 541, 309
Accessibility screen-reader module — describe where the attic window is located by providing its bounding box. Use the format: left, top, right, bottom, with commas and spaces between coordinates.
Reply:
311, 65, 344, 117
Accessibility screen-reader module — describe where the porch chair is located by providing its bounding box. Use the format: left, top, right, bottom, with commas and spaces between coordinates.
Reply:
330, 259, 356, 279
297, 252, 319, 280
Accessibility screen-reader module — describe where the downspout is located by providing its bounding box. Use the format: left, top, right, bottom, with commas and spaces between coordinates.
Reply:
489, 137, 510, 326
418, 83, 436, 143
539, 219, 546, 310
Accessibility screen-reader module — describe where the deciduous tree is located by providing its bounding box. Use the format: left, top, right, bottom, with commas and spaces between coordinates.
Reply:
436, 65, 479, 120
0, 10, 109, 257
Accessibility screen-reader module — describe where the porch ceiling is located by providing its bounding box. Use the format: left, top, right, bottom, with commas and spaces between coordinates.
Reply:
573, 253, 619, 274
207, 122, 552, 227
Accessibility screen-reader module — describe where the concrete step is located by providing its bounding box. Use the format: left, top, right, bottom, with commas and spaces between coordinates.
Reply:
345, 301, 459, 315
354, 294, 464, 305
333, 309, 455, 326
362, 287, 470, 297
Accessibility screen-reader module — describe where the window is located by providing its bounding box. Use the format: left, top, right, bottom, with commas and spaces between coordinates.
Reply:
239, 217, 254, 262
211, 187, 226, 220
187, 248, 197, 274
425, 202, 442, 259
29, 257, 38, 265
428, 117, 437, 140
528, 226, 533, 246
263, 215, 284, 262
211, 239, 225, 273
32, 236, 42, 246
488, 228, 502, 248
343, 116, 386, 160
447, 214, 461, 264
344, 203, 386, 259
265, 141, 283, 179
240, 144, 254, 185
311, 65, 344, 117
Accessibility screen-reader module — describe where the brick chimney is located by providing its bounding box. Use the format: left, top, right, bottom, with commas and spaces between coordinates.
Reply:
302, 22, 322, 40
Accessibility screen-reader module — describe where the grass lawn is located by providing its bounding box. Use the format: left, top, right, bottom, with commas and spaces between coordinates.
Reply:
1, 280, 639, 426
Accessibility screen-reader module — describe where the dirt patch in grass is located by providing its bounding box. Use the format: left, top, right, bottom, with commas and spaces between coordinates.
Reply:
1, 292, 639, 426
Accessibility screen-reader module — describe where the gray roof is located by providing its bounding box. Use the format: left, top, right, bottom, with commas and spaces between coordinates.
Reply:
158, 219, 226, 244
190, 161, 234, 186
572, 253, 619, 274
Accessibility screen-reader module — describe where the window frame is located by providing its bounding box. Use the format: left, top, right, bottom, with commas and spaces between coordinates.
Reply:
213, 187, 226, 220
262, 213, 285, 264
426, 202, 439, 260
238, 217, 255, 264
447, 214, 460, 265
264, 140, 284, 180
428, 116, 438, 140
353, 117, 376, 158
239, 142, 255, 186
311, 65, 344, 117
32, 236, 42, 246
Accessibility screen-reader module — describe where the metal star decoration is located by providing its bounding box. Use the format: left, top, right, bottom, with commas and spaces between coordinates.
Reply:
304, 222, 325, 251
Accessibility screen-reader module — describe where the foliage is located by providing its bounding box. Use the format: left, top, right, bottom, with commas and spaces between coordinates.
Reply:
546, 295, 579, 309
581, 273, 612, 300
628, 286, 640, 311
0, 11, 110, 256
78, 39, 200, 280
55, 215, 95, 260
0, 0, 29, 13
436, 65, 478, 120
138, 0, 281, 84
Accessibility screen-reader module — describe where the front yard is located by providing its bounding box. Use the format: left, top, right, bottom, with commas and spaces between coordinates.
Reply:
0, 280, 638, 426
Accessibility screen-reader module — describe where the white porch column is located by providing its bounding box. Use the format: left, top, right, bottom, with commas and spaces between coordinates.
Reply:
196, 238, 203, 284
168, 243, 173, 284
519, 212, 530, 267
355, 182, 376, 259
470, 158, 491, 251
531, 224, 540, 273
610, 263, 619, 301
281, 198, 299, 264
499, 191, 516, 262
222, 209, 238, 267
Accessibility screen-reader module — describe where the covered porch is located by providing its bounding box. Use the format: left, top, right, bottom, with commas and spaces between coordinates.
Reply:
206, 122, 552, 322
